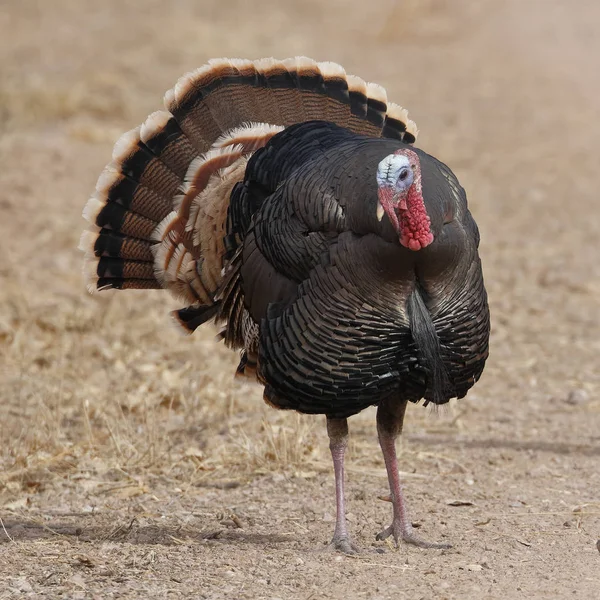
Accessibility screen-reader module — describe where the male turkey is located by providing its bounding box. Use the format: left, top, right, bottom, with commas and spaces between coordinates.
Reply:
81, 57, 490, 553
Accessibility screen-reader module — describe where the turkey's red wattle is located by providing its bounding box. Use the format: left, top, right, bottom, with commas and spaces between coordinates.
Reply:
377, 180, 433, 251
399, 184, 433, 251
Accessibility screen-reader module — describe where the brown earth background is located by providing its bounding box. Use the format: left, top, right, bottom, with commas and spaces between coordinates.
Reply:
1, 1, 599, 598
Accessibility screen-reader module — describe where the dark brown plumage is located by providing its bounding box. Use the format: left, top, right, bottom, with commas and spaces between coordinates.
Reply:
81, 57, 490, 553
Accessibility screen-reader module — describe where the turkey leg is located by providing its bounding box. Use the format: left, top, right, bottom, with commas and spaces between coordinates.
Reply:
376, 398, 451, 549
326, 417, 359, 554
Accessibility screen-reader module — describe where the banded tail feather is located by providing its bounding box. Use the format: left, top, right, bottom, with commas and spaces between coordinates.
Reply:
140, 111, 197, 178
81, 56, 418, 321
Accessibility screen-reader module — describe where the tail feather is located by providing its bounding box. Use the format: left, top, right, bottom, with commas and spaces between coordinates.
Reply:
253, 58, 288, 127
365, 82, 388, 132
384, 102, 419, 143
79, 229, 154, 262
319, 61, 351, 124
140, 111, 197, 178
382, 102, 407, 141
82, 258, 160, 293
111, 128, 181, 199
93, 168, 172, 223
152, 215, 186, 286
166, 63, 227, 151
83, 196, 157, 240
171, 303, 220, 334
294, 57, 327, 121
165, 245, 209, 304
227, 59, 273, 125
270, 59, 307, 124
347, 74, 368, 117
96, 257, 156, 281
204, 59, 266, 138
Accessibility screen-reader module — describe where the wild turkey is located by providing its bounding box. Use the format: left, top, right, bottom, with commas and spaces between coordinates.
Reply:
81, 57, 490, 553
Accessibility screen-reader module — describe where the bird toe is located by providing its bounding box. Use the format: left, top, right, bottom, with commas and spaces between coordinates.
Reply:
327, 535, 361, 555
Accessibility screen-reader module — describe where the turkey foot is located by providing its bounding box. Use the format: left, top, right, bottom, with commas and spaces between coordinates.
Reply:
328, 533, 361, 555
376, 520, 451, 549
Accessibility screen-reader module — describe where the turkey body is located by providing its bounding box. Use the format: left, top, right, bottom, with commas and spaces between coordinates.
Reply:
81, 58, 490, 552
232, 121, 488, 419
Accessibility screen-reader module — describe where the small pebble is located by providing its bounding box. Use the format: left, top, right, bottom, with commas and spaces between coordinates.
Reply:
596, 540, 600, 554
565, 389, 589, 405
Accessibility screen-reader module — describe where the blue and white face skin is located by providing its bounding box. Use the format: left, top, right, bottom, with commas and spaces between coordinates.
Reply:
376, 153, 414, 219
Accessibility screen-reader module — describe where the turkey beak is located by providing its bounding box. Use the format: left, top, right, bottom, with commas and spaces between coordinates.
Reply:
376, 201, 385, 221
394, 191, 408, 212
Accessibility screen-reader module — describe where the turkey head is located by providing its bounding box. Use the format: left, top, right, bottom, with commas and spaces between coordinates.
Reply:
376, 149, 434, 251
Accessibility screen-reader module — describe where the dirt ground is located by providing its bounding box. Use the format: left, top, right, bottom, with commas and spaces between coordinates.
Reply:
1, 1, 599, 598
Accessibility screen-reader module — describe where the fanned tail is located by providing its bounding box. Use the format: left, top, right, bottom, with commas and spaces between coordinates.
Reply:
81, 57, 418, 333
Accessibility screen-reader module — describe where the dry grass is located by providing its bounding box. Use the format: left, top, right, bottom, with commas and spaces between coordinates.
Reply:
0, 285, 328, 493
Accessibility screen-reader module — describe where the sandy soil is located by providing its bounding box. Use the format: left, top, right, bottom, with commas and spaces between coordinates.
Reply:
1, 1, 599, 598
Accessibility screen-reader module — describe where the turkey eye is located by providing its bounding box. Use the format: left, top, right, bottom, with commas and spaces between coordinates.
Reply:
399, 169, 409, 181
